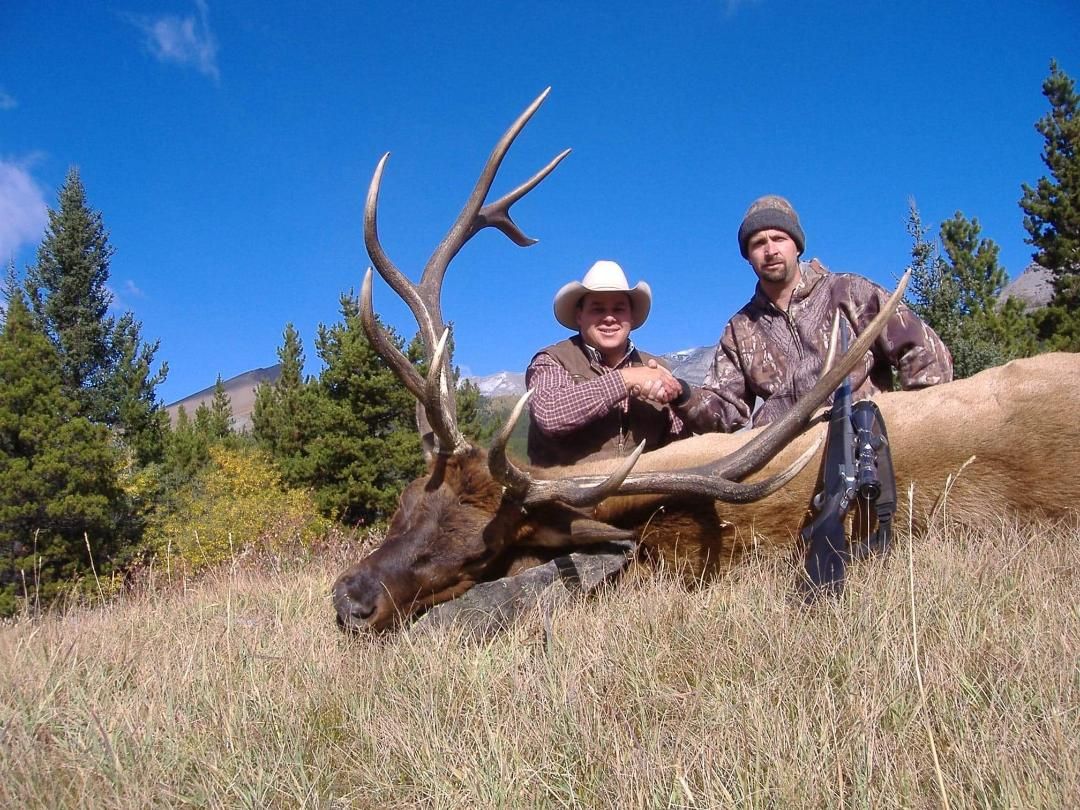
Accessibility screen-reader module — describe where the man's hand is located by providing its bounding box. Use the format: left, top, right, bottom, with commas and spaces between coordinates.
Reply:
621, 360, 682, 404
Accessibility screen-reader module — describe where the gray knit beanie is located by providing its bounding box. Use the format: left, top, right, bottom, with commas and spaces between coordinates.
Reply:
737, 195, 806, 258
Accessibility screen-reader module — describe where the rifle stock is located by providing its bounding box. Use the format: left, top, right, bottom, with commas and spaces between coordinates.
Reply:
800, 317, 896, 599
802, 492, 849, 595
802, 317, 857, 597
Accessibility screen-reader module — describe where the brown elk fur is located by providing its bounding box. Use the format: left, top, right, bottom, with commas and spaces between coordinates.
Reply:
589, 351, 1080, 582
334, 352, 1080, 631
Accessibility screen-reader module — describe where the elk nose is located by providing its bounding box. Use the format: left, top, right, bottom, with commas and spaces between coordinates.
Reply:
333, 579, 376, 630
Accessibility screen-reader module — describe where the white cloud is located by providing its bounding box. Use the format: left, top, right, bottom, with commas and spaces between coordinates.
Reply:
129, 0, 220, 81
0, 89, 16, 110
123, 279, 145, 298
105, 281, 147, 316
0, 160, 48, 262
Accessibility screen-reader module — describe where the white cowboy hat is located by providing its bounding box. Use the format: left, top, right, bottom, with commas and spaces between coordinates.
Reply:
552, 260, 653, 331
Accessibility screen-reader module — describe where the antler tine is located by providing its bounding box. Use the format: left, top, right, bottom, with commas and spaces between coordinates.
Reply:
422, 328, 468, 454
822, 310, 841, 375
478, 148, 572, 247
488, 391, 535, 497
361, 90, 567, 456
420, 87, 566, 334
359, 268, 426, 401
492, 414, 825, 507
588, 425, 827, 503
515, 432, 823, 507
364, 154, 431, 336
487, 391, 647, 506
525, 442, 647, 508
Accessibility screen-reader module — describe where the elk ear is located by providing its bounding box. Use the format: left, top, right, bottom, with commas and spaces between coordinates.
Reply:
569, 517, 637, 544
416, 402, 437, 462
523, 505, 636, 549
420, 431, 437, 463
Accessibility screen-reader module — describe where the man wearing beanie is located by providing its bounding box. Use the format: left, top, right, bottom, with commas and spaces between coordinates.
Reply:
679, 195, 954, 432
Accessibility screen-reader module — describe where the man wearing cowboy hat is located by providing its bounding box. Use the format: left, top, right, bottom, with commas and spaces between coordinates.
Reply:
680, 195, 953, 433
526, 260, 699, 467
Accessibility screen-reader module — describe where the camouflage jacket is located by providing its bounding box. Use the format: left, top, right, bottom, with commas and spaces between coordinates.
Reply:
679, 259, 953, 433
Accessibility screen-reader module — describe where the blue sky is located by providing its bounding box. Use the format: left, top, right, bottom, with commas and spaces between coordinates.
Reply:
2, 1, 1077, 405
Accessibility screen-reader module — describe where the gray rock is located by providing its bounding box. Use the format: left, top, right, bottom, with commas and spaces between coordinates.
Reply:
411, 541, 637, 638
999, 263, 1053, 311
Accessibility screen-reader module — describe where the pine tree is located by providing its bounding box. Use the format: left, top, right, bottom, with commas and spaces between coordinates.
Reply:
906, 203, 1034, 378
2, 261, 19, 329
938, 213, 1008, 319
24, 167, 167, 463
906, 203, 958, 332
163, 405, 208, 485
106, 313, 169, 465
1019, 60, 1080, 346
160, 378, 242, 491
24, 168, 113, 411
275, 322, 305, 391
305, 295, 425, 523
0, 288, 121, 615
456, 378, 494, 445
207, 375, 234, 439
253, 323, 319, 484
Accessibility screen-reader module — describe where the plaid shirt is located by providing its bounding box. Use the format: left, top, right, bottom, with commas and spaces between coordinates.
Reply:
526, 337, 688, 465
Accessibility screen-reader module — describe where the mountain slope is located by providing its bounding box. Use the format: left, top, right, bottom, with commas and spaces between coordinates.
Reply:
164, 365, 281, 433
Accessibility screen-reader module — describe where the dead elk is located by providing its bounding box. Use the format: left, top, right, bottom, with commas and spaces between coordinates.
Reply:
331, 90, 1080, 632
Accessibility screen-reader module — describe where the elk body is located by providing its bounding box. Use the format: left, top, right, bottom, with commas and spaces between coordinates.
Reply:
332, 90, 1080, 632
608, 351, 1080, 577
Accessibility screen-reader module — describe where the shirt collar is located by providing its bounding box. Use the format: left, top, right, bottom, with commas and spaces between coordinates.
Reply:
579, 336, 636, 368
751, 260, 823, 312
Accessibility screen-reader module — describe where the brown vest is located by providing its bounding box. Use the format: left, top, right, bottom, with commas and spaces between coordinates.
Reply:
527, 337, 674, 468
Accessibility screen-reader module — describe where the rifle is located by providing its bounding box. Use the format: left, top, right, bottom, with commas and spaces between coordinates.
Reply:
800, 317, 896, 598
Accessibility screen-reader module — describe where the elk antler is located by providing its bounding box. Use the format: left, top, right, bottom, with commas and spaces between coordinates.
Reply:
490, 272, 910, 506
360, 88, 571, 455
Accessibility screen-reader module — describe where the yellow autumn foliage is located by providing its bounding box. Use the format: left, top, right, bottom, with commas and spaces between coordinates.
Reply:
149, 445, 331, 572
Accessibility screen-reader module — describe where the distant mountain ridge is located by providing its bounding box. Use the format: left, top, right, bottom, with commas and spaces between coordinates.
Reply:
999, 263, 1053, 311
165, 364, 281, 433
471, 371, 527, 398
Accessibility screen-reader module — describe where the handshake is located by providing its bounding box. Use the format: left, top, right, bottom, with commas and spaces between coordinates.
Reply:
620, 360, 690, 406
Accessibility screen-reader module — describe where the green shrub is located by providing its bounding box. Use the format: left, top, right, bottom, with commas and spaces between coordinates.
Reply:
148, 445, 331, 573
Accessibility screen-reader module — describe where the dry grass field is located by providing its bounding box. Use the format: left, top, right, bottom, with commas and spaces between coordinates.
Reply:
2, 513, 1077, 808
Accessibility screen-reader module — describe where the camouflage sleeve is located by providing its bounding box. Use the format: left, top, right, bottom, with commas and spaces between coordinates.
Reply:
673, 324, 755, 433
845, 275, 954, 388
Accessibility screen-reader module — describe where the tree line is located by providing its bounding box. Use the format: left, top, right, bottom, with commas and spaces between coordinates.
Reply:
906, 60, 1080, 376
2, 61, 1077, 616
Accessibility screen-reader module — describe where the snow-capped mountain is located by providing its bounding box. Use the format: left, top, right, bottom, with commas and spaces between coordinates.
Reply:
663, 346, 713, 384
469, 371, 528, 398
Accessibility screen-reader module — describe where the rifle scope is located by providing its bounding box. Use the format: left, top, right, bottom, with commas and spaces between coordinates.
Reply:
851, 402, 882, 501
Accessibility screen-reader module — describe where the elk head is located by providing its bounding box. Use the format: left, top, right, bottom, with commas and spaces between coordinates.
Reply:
332, 89, 910, 632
